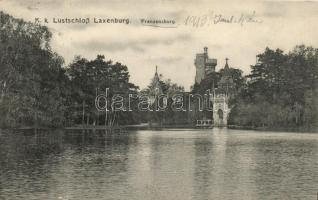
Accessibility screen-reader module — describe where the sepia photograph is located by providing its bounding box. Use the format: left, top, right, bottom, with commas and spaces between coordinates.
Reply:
0, 0, 317, 199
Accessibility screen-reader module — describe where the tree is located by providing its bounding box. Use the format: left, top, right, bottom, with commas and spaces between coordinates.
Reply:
66, 55, 139, 126
0, 11, 68, 128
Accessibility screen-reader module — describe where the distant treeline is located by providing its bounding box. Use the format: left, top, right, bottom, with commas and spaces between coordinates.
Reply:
0, 11, 317, 129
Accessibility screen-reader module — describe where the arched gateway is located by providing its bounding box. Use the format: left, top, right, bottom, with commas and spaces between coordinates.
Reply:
212, 94, 231, 127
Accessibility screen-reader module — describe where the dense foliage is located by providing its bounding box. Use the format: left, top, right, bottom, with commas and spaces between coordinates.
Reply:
141, 75, 189, 126
229, 46, 318, 129
0, 12, 138, 128
0, 11, 68, 127
66, 55, 139, 126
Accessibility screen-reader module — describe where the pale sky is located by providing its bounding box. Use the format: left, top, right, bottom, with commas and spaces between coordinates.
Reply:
1, 0, 318, 91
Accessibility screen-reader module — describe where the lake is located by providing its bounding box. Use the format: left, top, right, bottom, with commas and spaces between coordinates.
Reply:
0, 128, 317, 200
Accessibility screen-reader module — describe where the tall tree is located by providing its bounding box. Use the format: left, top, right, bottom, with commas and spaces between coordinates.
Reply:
0, 11, 67, 128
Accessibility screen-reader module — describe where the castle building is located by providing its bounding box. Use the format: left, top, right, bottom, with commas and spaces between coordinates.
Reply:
149, 66, 163, 96
218, 58, 235, 94
212, 58, 235, 127
194, 47, 217, 84
147, 66, 166, 126
148, 66, 165, 106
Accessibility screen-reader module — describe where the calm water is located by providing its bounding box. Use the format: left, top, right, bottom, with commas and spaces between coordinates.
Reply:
0, 129, 317, 200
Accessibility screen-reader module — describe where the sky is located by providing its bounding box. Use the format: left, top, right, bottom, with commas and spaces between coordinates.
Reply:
1, 0, 318, 91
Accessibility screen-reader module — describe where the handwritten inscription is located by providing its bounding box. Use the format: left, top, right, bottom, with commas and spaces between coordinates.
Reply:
184, 11, 263, 27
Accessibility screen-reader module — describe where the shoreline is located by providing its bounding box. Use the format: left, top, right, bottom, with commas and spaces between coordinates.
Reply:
1, 124, 317, 134
228, 125, 318, 133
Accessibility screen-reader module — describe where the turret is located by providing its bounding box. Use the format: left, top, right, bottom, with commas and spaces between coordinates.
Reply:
204, 47, 208, 56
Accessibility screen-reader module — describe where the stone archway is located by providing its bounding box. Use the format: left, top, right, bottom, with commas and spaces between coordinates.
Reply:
213, 94, 231, 127
217, 109, 223, 120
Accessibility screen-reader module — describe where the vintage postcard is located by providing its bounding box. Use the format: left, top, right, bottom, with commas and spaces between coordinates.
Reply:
0, 0, 317, 199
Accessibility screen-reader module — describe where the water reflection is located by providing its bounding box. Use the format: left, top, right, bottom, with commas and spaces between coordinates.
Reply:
0, 129, 317, 200
193, 131, 215, 200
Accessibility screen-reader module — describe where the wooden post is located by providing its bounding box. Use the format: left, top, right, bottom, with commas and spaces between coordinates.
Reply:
82, 100, 85, 126
104, 88, 109, 127
86, 113, 90, 126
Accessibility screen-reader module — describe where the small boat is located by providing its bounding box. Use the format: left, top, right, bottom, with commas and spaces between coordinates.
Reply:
195, 119, 213, 128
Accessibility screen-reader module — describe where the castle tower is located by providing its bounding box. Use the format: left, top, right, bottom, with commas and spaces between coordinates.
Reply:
213, 58, 235, 127
194, 47, 217, 84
